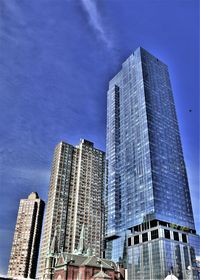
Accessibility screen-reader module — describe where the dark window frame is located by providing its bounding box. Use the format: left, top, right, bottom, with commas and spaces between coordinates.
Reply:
142, 232, 148, 242
164, 229, 170, 239
134, 235, 139, 245
151, 229, 159, 240
173, 231, 179, 241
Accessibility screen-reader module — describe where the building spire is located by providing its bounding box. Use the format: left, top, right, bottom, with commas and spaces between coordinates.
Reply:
76, 224, 85, 255
49, 227, 58, 254
43, 228, 58, 280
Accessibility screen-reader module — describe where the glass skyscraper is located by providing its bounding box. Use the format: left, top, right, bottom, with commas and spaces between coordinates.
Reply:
105, 47, 199, 279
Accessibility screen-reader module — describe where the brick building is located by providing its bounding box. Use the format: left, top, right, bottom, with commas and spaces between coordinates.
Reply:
43, 225, 124, 280
53, 254, 124, 280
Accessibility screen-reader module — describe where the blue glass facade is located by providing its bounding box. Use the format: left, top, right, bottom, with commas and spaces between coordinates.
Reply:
127, 226, 199, 279
105, 47, 196, 269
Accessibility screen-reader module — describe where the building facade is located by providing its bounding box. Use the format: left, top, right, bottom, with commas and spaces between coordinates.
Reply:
127, 222, 199, 279
105, 47, 199, 279
38, 139, 105, 278
8, 192, 45, 278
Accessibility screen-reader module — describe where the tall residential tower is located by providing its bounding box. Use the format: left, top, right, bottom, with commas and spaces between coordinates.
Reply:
38, 139, 105, 278
8, 192, 45, 278
105, 47, 199, 279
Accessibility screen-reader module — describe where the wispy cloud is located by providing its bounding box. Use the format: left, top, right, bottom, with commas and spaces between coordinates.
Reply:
0, 166, 50, 194
80, 0, 111, 48
11, 167, 50, 185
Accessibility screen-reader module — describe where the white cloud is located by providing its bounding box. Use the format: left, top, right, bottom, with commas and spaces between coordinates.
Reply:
80, 0, 111, 48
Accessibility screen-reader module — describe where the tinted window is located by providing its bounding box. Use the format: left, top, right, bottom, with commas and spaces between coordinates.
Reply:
151, 229, 158, 240
182, 234, 187, 243
134, 235, 139, 244
164, 229, 170, 239
142, 232, 148, 242
173, 231, 179, 241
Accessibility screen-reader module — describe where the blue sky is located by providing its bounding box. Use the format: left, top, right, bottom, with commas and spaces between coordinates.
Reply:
0, 0, 199, 274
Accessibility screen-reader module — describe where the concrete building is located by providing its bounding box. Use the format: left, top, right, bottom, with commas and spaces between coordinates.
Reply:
7, 192, 45, 278
105, 47, 199, 279
38, 139, 105, 278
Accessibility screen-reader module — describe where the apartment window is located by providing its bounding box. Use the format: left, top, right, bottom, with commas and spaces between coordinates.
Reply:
128, 237, 132, 246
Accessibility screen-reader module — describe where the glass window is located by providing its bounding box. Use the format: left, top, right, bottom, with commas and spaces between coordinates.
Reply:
134, 235, 139, 244
173, 231, 179, 241
142, 232, 148, 242
182, 234, 187, 243
164, 229, 170, 239
151, 229, 158, 240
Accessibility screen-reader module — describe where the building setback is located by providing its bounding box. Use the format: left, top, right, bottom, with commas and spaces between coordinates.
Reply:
105, 47, 199, 279
38, 139, 105, 278
7, 192, 45, 278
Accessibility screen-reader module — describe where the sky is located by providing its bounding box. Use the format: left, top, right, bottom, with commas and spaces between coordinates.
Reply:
0, 0, 199, 274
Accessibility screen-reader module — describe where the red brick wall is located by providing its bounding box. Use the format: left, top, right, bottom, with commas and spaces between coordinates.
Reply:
54, 268, 66, 280
53, 265, 123, 280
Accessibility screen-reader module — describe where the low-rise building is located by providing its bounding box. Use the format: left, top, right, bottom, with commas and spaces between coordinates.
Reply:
53, 253, 124, 280
43, 225, 124, 280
